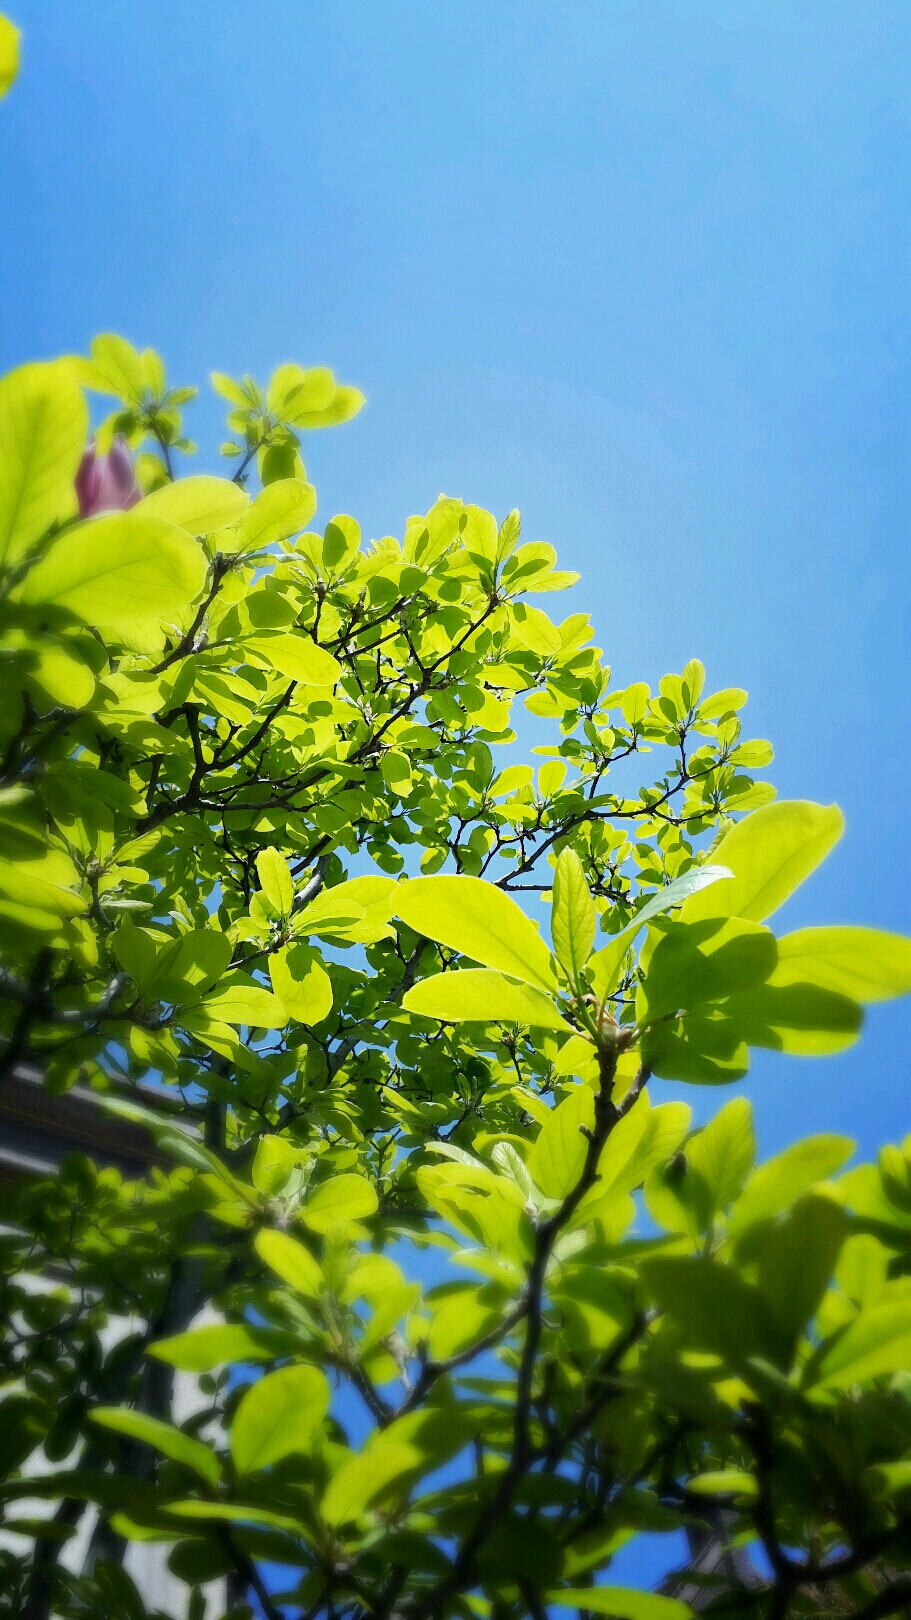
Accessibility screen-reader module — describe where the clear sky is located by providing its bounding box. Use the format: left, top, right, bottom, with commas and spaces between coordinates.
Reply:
4, 0, 910, 1600
3, 0, 910, 1161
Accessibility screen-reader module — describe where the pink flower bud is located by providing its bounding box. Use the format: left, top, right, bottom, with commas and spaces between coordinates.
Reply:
75, 435, 142, 518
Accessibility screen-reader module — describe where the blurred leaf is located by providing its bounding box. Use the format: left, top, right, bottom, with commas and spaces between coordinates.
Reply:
230, 1364, 329, 1474
0, 360, 87, 566
90, 1408, 222, 1487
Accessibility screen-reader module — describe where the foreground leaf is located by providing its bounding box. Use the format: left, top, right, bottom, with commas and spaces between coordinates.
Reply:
403, 968, 572, 1032
0, 360, 87, 567
89, 1408, 222, 1487
394, 875, 558, 992
230, 1364, 329, 1474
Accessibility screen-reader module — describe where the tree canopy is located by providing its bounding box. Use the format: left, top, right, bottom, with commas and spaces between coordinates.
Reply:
1, 335, 911, 1620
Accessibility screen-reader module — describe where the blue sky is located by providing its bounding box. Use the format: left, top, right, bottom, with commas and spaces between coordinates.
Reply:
4, 0, 910, 1603
3, 0, 909, 1152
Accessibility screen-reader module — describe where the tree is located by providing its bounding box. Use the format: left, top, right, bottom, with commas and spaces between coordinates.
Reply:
3, 39, 911, 1620
2, 338, 911, 1620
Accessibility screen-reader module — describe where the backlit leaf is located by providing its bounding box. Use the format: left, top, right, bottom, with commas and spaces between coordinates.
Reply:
300, 1174, 378, 1233
246, 632, 341, 687
770, 926, 911, 1003
394, 875, 558, 992
679, 801, 844, 925
551, 848, 596, 984
403, 969, 572, 1032
19, 511, 207, 637
0, 360, 87, 567
230, 1364, 329, 1474
90, 1409, 221, 1487
139, 475, 249, 533
229, 478, 316, 553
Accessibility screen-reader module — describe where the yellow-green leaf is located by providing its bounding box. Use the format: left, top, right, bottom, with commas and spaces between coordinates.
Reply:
551, 848, 596, 984
230, 1364, 329, 1474
770, 926, 911, 1004
256, 846, 294, 915
200, 980, 287, 1028
255, 1229, 322, 1300
270, 945, 333, 1024
90, 1408, 221, 1488
548, 1589, 691, 1620
688, 1470, 756, 1499
730, 1135, 855, 1237
18, 512, 207, 637
300, 1173, 378, 1233
403, 968, 572, 1032
0, 14, 19, 98
139, 475, 249, 534
809, 1298, 911, 1391
228, 478, 316, 553
679, 801, 844, 925
321, 1442, 422, 1527
0, 361, 88, 567
528, 1083, 594, 1200
394, 875, 558, 993
246, 632, 341, 688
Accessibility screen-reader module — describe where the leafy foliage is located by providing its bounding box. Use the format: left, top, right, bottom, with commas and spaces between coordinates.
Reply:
1, 331, 911, 1620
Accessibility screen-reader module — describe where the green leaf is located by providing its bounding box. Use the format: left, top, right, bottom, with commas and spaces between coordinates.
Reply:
641, 1012, 750, 1086
0, 14, 19, 98
588, 866, 733, 1003
93, 1095, 249, 1195
0, 360, 88, 567
720, 981, 863, 1055
144, 928, 233, 1005
251, 1137, 313, 1197
270, 945, 333, 1024
230, 1364, 329, 1474
300, 1173, 378, 1233
256, 846, 294, 916
321, 1442, 423, 1527
632, 865, 735, 930
639, 916, 777, 1022
229, 478, 317, 553
255, 1229, 322, 1300
394, 875, 558, 992
139, 475, 249, 534
246, 632, 341, 688
403, 969, 572, 1032
686, 1096, 756, 1216
688, 1470, 756, 1499
770, 926, 911, 1003
548, 1589, 692, 1620
866, 1460, 911, 1498
89, 334, 146, 401
286, 384, 366, 430
26, 636, 95, 709
620, 683, 650, 725
730, 1135, 855, 1237
679, 801, 844, 925
641, 1256, 789, 1369
199, 979, 287, 1028
755, 1193, 848, 1344
551, 849, 596, 984
164, 1500, 309, 1535
18, 511, 207, 639
528, 1083, 594, 1200
89, 1408, 222, 1487
809, 1297, 911, 1390
148, 1325, 293, 1371
267, 363, 335, 418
